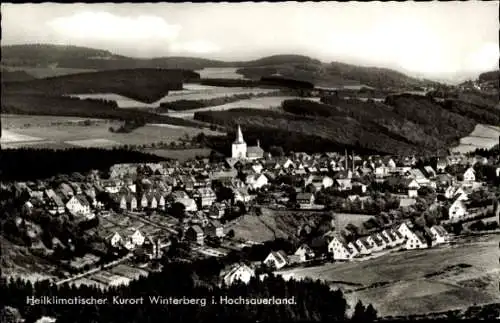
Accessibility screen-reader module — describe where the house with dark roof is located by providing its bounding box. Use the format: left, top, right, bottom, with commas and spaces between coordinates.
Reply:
186, 225, 204, 245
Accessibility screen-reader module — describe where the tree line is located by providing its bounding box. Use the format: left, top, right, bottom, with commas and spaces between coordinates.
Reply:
1, 148, 167, 181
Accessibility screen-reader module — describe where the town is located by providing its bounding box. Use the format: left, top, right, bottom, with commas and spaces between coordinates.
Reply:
2, 125, 499, 290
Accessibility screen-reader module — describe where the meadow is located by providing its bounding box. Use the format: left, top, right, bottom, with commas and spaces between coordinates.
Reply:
277, 233, 500, 317
69, 84, 279, 109
195, 67, 247, 79
452, 124, 500, 154
1, 114, 108, 129
1, 118, 224, 149
166, 96, 321, 119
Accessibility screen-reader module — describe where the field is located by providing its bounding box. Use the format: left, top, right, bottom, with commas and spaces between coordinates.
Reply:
452, 124, 500, 154
69, 84, 279, 109
1, 117, 224, 149
166, 96, 321, 119
195, 67, 247, 79
277, 233, 500, 317
1, 114, 107, 129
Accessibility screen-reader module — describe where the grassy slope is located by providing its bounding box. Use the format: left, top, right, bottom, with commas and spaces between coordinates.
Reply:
225, 208, 334, 243
278, 234, 500, 317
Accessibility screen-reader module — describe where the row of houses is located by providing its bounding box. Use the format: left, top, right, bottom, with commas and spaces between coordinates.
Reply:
328, 222, 450, 261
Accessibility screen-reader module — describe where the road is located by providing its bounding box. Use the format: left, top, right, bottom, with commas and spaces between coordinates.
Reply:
125, 211, 178, 235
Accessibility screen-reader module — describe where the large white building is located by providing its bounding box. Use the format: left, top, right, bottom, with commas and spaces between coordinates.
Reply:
231, 125, 264, 160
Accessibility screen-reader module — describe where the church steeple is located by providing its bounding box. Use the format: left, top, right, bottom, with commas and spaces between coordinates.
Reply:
234, 124, 245, 144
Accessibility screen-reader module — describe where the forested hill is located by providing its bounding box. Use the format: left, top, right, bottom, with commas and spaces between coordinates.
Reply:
195, 93, 497, 156
3, 69, 200, 103
2, 44, 438, 89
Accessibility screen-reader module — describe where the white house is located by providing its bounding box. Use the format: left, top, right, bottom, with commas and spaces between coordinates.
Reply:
448, 197, 467, 221
65, 195, 91, 216
429, 225, 449, 245
245, 174, 269, 190
398, 222, 428, 250
406, 179, 420, 198
222, 264, 255, 286
109, 232, 122, 248
462, 167, 476, 182
328, 237, 353, 260
294, 244, 315, 262
263, 251, 288, 270
404, 231, 428, 250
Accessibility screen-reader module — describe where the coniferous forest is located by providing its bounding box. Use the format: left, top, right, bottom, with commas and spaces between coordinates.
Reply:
1, 261, 365, 323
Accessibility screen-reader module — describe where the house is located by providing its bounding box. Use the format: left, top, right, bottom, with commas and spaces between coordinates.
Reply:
186, 225, 204, 245
355, 237, 373, 255
222, 264, 255, 286
462, 167, 476, 184
448, 196, 467, 221
304, 175, 334, 191
293, 244, 315, 262
397, 222, 428, 250
48, 194, 66, 215
334, 178, 352, 191
233, 187, 253, 203
436, 157, 448, 172
366, 235, 385, 252
423, 166, 437, 179
406, 179, 421, 197
119, 195, 138, 212
296, 192, 315, 208
66, 195, 91, 217
444, 186, 468, 201
206, 220, 225, 238
175, 197, 198, 212
352, 182, 368, 195
263, 250, 289, 270
327, 236, 353, 260
429, 225, 449, 245
209, 202, 227, 219
404, 231, 428, 250
195, 187, 217, 208
108, 232, 123, 248
245, 174, 268, 190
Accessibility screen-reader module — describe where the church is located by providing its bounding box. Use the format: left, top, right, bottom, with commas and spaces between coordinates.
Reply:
231, 124, 264, 160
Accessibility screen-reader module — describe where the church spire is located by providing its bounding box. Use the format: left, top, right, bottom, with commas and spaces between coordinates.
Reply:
234, 124, 245, 144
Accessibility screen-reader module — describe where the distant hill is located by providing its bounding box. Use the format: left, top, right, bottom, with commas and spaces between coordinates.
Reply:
1, 44, 438, 89
478, 70, 499, 83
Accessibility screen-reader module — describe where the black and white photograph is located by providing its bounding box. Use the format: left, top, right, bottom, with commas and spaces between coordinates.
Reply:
1, 2, 499, 322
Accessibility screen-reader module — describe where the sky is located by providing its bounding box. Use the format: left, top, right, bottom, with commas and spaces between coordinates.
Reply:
1, 2, 498, 82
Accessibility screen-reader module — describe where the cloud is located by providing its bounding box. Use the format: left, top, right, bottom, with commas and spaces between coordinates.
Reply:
45, 11, 221, 56
47, 11, 181, 41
